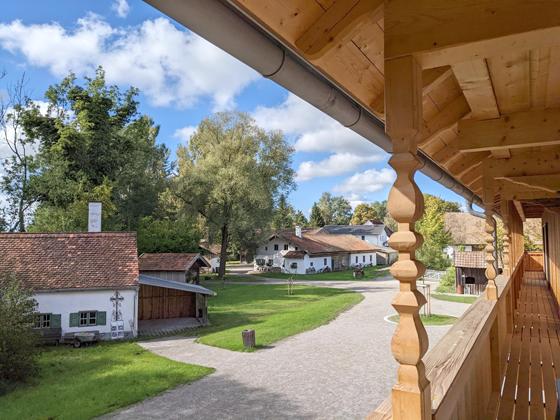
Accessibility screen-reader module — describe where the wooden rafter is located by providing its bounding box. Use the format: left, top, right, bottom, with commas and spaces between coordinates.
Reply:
418, 95, 470, 147
384, 0, 560, 68
295, 0, 383, 59
483, 149, 560, 178
458, 108, 560, 153
452, 59, 499, 119
514, 200, 526, 222
496, 174, 560, 194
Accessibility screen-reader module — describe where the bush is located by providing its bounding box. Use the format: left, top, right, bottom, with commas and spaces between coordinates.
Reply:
436, 266, 456, 293
0, 274, 38, 394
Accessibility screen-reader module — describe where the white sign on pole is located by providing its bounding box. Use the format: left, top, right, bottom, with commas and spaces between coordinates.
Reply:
88, 202, 102, 232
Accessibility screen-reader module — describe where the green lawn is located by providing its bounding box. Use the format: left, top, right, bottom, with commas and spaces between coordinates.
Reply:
254, 265, 384, 281
192, 283, 363, 351
388, 313, 457, 326
0, 342, 214, 420
431, 293, 478, 304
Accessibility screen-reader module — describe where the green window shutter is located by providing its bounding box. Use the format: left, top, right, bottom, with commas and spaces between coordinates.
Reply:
69, 312, 79, 327
51, 314, 61, 328
97, 311, 106, 326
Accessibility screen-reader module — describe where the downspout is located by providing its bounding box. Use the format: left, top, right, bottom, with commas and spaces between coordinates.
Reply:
144, 0, 483, 208
466, 198, 499, 273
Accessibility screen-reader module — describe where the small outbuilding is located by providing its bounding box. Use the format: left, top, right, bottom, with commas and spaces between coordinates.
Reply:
139, 253, 210, 284
453, 251, 487, 295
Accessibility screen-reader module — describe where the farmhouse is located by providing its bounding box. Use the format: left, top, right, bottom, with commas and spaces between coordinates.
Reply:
0, 232, 139, 342
255, 227, 378, 274
443, 212, 486, 258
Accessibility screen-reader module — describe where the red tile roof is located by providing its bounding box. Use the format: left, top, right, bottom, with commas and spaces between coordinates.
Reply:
272, 230, 378, 256
138, 253, 209, 272
454, 251, 486, 268
0, 232, 139, 291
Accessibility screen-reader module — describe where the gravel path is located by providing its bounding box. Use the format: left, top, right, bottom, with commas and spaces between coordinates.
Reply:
105, 278, 469, 420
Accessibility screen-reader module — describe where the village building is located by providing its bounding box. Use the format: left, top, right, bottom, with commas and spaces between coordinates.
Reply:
254, 227, 378, 274
443, 212, 487, 259
0, 232, 140, 342
199, 241, 221, 272
139, 253, 210, 284
453, 251, 487, 295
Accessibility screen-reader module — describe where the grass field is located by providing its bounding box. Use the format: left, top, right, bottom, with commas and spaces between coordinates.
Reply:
388, 313, 458, 326
0, 342, 213, 420
431, 293, 478, 304
254, 266, 384, 281
192, 283, 363, 351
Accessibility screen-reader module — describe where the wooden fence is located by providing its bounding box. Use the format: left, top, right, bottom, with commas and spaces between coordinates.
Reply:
524, 251, 544, 271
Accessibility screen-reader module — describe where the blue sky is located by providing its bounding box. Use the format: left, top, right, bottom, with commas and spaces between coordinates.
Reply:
0, 0, 465, 215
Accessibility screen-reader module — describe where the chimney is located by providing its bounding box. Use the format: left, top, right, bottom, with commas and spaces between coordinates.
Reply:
295, 225, 302, 238
88, 202, 102, 232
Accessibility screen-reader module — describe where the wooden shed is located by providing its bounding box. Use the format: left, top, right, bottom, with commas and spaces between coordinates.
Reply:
138, 275, 215, 325
139, 253, 210, 284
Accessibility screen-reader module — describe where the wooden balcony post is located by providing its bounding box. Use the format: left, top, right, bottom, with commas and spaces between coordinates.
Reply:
483, 174, 498, 300
385, 55, 431, 420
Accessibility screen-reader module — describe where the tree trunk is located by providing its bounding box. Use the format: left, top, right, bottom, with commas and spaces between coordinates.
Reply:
218, 224, 229, 281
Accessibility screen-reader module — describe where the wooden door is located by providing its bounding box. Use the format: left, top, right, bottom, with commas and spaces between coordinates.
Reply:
139, 285, 196, 320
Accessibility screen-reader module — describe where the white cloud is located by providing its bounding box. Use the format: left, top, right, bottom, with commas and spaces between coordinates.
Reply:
0, 15, 259, 110
112, 0, 130, 18
333, 168, 396, 198
173, 125, 197, 143
296, 152, 383, 182
253, 93, 385, 156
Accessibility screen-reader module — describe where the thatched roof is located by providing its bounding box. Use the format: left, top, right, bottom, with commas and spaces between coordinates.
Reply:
444, 212, 486, 246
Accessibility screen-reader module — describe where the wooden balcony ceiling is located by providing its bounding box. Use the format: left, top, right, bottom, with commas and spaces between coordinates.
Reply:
231, 0, 560, 210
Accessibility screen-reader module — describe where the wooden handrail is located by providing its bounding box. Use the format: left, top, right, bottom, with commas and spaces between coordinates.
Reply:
370, 256, 524, 419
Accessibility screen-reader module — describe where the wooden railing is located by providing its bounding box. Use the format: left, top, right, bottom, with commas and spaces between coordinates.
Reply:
371, 256, 525, 419
524, 251, 544, 272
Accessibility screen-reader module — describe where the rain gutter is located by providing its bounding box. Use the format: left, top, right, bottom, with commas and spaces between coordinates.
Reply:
144, 0, 484, 209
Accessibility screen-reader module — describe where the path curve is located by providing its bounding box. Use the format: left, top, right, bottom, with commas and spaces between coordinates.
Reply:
105, 278, 468, 420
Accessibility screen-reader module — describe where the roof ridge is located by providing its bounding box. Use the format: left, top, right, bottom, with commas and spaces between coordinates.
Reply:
0, 231, 137, 238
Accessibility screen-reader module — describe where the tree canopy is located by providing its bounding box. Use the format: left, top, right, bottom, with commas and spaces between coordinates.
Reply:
315, 193, 352, 225
174, 111, 295, 278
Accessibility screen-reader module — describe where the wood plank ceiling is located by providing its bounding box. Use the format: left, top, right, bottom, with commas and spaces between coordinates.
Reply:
231, 0, 560, 215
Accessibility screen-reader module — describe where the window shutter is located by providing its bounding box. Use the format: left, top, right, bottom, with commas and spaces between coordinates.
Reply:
97, 311, 107, 326
69, 313, 79, 327
51, 314, 61, 328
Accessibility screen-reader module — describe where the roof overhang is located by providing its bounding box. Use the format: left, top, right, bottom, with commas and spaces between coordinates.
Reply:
139, 274, 216, 296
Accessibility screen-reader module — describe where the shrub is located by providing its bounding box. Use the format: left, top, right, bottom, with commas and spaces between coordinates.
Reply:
0, 274, 38, 395
436, 266, 456, 293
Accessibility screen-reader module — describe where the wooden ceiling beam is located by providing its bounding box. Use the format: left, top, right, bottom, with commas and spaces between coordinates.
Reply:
483, 149, 560, 178
458, 107, 560, 153
499, 179, 559, 202
418, 95, 470, 147
514, 200, 526, 222
422, 66, 453, 96
451, 59, 499, 119
496, 174, 560, 194
295, 0, 383, 59
385, 0, 560, 68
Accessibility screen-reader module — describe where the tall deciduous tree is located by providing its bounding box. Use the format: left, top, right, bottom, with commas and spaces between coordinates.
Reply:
0, 74, 36, 232
175, 112, 294, 279
316, 192, 352, 225
351, 203, 380, 225
416, 194, 460, 270
22, 68, 169, 231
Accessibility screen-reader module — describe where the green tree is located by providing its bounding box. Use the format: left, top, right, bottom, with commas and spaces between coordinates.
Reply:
351, 203, 381, 225
0, 74, 37, 232
136, 215, 201, 254
416, 194, 460, 270
317, 192, 352, 225
309, 203, 325, 227
0, 274, 38, 394
23, 68, 168, 231
175, 112, 295, 279
293, 210, 308, 227
271, 194, 295, 230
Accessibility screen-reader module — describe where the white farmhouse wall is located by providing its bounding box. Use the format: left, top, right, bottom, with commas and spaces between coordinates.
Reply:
350, 252, 377, 266
284, 255, 332, 275
255, 238, 299, 269
34, 289, 138, 339
284, 258, 306, 275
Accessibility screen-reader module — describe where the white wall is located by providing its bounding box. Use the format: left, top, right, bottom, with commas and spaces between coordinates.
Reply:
354, 233, 387, 246
350, 252, 377, 266
255, 238, 299, 269
284, 255, 332, 275
34, 289, 138, 340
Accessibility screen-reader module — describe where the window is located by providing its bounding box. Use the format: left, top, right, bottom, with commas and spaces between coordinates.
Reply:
363, 255, 366, 263
355, 256, 358, 263
370, 255, 373, 262
284, 244, 289, 250
324, 258, 327, 265
80, 311, 97, 327
34, 313, 51, 329
265, 246, 268, 251
295, 247, 298, 250
310, 261, 314, 267
361, 235, 365, 240
274, 244, 279, 251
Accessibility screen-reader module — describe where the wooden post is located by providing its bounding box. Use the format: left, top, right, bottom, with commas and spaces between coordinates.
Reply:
483, 173, 498, 300
501, 200, 511, 278
385, 55, 431, 420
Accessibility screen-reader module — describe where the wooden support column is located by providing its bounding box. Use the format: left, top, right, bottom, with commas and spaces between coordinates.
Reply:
385, 55, 431, 420
501, 200, 511, 278
483, 173, 498, 300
